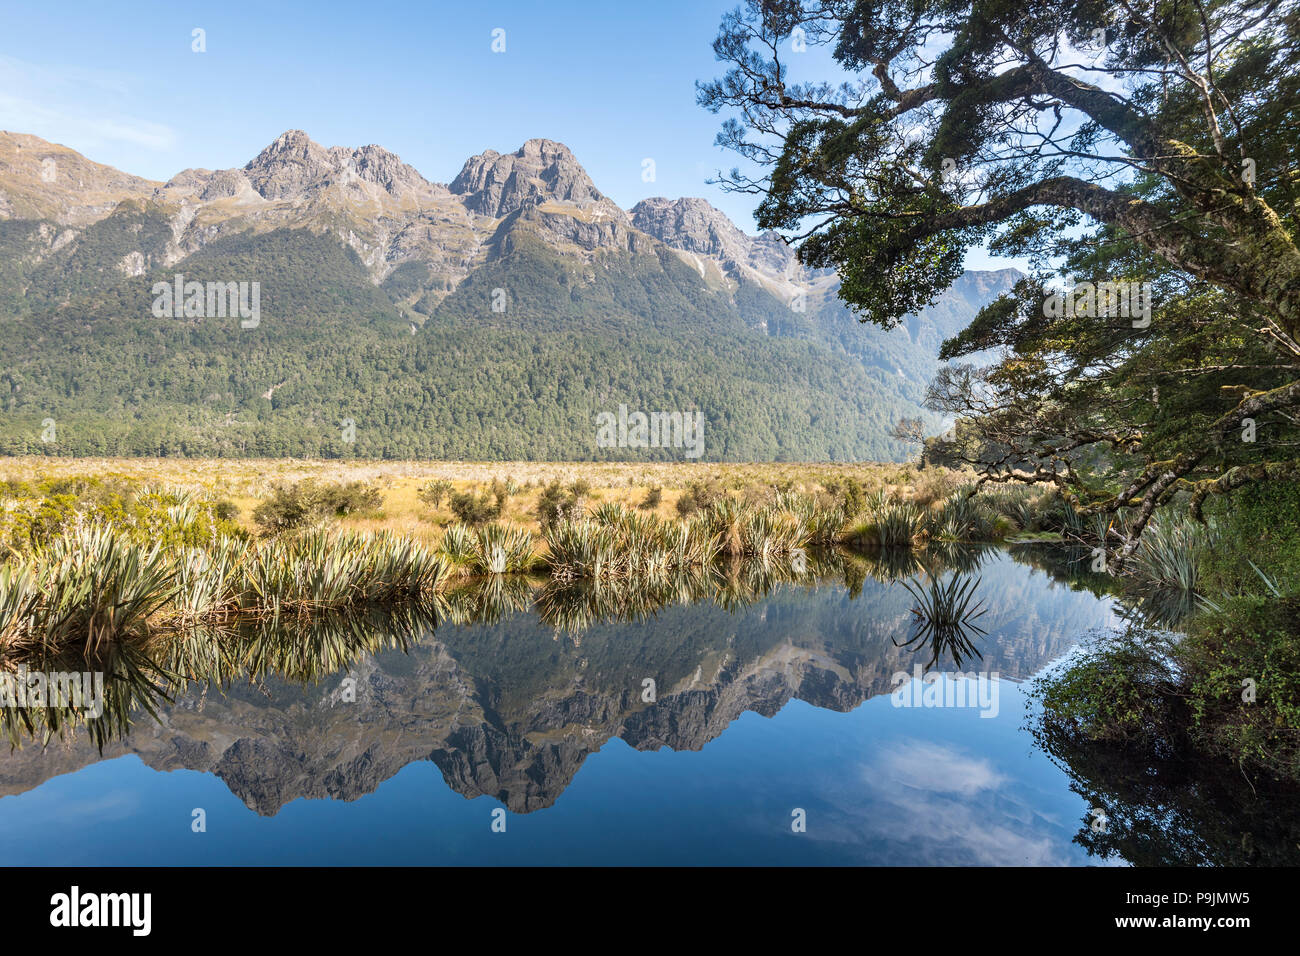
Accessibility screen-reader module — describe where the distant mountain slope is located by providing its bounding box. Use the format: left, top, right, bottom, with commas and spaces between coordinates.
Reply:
0, 130, 1019, 460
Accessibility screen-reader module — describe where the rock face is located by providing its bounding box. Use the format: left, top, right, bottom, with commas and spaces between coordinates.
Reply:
240, 129, 440, 202
631, 197, 739, 257
243, 129, 339, 200
630, 196, 800, 295
0, 129, 784, 294
450, 138, 609, 218
0, 127, 1011, 313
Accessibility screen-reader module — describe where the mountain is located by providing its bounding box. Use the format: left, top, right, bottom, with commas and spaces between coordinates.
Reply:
0, 130, 1020, 460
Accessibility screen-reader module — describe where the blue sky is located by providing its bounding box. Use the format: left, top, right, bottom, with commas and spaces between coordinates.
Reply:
1, 0, 1017, 270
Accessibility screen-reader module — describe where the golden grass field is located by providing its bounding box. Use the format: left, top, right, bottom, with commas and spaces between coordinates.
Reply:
0, 456, 969, 541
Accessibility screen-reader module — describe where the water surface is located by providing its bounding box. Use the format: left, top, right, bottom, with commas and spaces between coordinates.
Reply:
0, 546, 1247, 865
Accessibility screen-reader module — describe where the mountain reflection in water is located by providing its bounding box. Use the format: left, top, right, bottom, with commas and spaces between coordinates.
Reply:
2, 545, 1294, 866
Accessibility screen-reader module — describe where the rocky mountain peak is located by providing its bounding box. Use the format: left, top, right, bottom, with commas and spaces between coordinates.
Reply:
630, 196, 797, 284
0, 130, 158, 225
450, 138, 606, 218
242, 130, 434, 201
243, 130, 331, 198
630, 196, 751, 260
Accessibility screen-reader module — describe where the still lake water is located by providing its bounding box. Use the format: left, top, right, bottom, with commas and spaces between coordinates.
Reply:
0, 545, 1228, 866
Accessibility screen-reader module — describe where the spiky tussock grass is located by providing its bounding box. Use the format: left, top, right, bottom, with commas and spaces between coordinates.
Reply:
1128, 513, 1216, 593
439, 522, 535, 574
548, 494, 829, 577
170, 537, 244, 623
439, 523, 475, 567
0, 524, 450, 657
544, 518, 623, 579
32, 526, 177, 653
475, 523, 536, 574
927, 489, 1002, 543
237, 530, 449, 613
546, 502, 724, 579
849, 501, 925, 548
785, 492, 846, 547
0, 561, 41, 653
898, 570, 989, 668
444, 522, 535, 574
696, 495, 823, 558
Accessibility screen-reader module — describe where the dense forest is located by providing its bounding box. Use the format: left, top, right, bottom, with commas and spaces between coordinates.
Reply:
0, 203, 982, 460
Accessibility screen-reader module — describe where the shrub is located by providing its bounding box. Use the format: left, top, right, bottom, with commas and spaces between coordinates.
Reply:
252, 480, 382, 534
912, 468, 959, 507
675, 479, 724, 516
417, 479, 454, 510
535, 481, 583, 529
489, 478, 513, 515
1201, 481, 1300, 594
0, 478, 246, 552
639, 486, 663, 510
1033, 628, 1186, 749
448, 490, 501, 526
1182, 594, 1300, 780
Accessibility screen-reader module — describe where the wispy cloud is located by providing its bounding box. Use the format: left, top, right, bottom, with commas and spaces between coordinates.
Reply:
0, 55, 175, 152
873, 739, 1008, 796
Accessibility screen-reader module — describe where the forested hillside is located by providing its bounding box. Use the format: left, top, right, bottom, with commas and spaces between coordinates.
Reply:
0, 131, 1018, 460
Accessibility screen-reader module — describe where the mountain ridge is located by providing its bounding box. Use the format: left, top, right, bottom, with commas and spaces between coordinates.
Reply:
0, 129, 1020, 461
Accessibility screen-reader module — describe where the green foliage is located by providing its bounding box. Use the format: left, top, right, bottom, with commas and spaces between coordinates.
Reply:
0, 476, 246, 552
1200, 481, 1300, 594
251, 480, 383, 534
1034, 629, 1186, 749
438, 523, 475, 564
447, 490, 502, 526
1039, 482, 1300, 784
534, 480, 590, 529
535, 481, 573, 529
675, 478, 724, 516
1182, 593, 1300, 780
823, 476, 866, 519
417, 480, 454, 510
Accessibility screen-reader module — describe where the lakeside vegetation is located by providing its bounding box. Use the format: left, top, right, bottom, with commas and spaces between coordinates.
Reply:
1036, 481, 1300, 784
0, 456, 1229, 660
0, 458, 1099, 655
